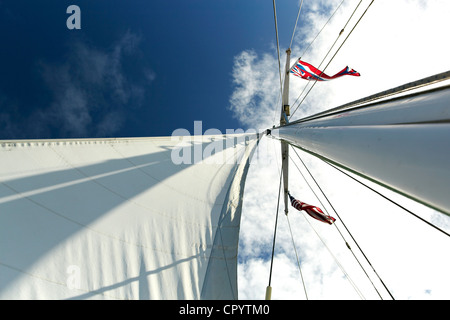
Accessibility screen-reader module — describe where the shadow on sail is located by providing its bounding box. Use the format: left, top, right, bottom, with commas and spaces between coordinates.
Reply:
0, 134, 259, 299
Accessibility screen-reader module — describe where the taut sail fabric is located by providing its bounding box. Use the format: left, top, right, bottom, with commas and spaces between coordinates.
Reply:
0, 133, 259, 299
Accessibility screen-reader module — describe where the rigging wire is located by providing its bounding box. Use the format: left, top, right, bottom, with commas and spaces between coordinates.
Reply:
270, 1, 376, 292
289, 0, 362, 119
289, 147, 385, 299
272, 0, 284, 101
272, 76, 284, 126
269, 0, 385, 299
267, 136, 309, 299
267, 134, 284, 291
297, 0, 346, 64
299, 204, 366, 299
324, 161, 450, 239
274, 0, 304, 128
267, 0, 284, 282
286, 214, 309, 300
289, 71, 450, 125
267, 163, 282, 289
290, 0, 374, 120
289, 0, 305, 49
285, 146, 365, 298
271, 0, 286, 128
283, 0, 346, 127
290, 146, 396, 300
288, 149, 372, 299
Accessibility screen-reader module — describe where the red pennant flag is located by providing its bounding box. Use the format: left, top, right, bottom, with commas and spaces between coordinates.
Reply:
290, 59, 360, 81
288, 193, 336, 225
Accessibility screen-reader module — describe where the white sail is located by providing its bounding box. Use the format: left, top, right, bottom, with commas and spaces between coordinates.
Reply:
0, 133, 259, 299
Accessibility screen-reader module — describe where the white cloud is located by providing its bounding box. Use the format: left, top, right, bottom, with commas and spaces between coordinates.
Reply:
229, 50, 281, 131
35, 30, 155, 138
233, 0, 450, 300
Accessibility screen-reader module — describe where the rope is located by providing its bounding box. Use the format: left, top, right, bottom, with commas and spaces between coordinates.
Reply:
290, 0, 374, 120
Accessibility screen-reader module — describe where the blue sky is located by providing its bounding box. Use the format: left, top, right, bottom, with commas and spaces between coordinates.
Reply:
0, 0, 300, 139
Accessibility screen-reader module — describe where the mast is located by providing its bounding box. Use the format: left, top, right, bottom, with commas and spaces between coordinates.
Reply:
266, 49, 291, 301
274, 81, 450, 216
280, 48, 291, 215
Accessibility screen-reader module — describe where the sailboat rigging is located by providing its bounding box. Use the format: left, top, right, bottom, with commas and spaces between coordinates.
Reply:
265, 0, 450, 300
1, 0, 449, 300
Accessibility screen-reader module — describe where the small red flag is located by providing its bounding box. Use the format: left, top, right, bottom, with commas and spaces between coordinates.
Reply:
290, 59, 360, 81
288, 193, 336, 225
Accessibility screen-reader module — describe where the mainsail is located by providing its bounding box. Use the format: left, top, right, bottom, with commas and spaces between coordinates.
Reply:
0, 133, 259, 299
